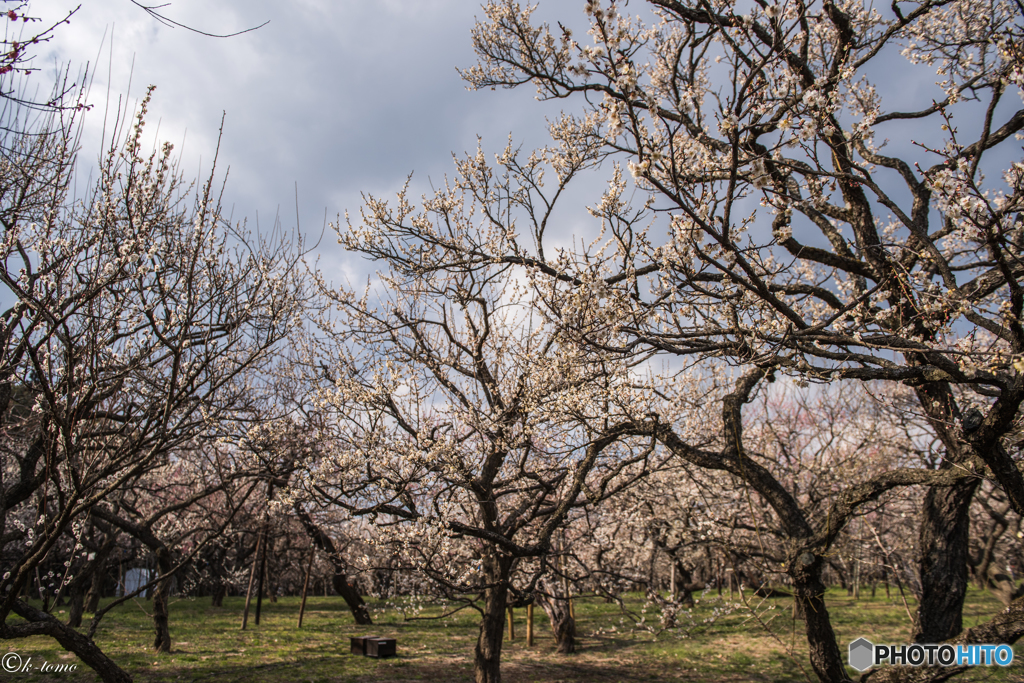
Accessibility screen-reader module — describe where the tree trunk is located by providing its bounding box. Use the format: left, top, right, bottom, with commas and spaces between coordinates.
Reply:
241, 531, 262, 630
331, 575, 371, 624
83, 521, 118, 614
912, 479, 978, 643
985, 563, 1024, 606
295, 507, 371, 625
474, 553, 512, 683
673, 562, 696, 608
151, 549, 174, 653
790, 552, 852, 683
67, 585, 85, 628
526, 603, 534, 646
298, 546, 314, 628
860, 591, 1024, 683
535, 577, 576, 654
910, 381, 981, 643
86, 507, 176, 651
210, 580, 226, 607
972, 505, 1009, 589
84, 564, 103, 614
5, 599, 132, 683
152, 584, 170, 652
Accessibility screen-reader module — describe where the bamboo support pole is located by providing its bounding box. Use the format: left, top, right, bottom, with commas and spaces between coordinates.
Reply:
298, 545, 315, 628
240, 530, 263, 630
526, 603, 534, 646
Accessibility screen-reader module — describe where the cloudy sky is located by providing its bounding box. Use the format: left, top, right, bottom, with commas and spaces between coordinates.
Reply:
23, 0, 1012, 284
27, 0, 580, 279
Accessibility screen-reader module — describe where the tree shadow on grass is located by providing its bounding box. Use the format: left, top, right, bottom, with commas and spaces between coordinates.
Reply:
140, 651, 761, 683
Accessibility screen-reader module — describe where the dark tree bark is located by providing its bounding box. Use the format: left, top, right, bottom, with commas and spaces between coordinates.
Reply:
151, 547, 173, 653
986, 565, 1024, 606
973, 526, 1007, 590
475, 553, 513, 683
4, 599, 132, 683
912, 382, 981, 643
673, 562, 698, 608
862, 591, 1024, 683
330, 574, 371, 623
913, 479, 979, 642
970, 496, 1012, 590
90, 507, 176, 652
82, 519, 118, 614
210, 580, 226, 607
66, 585, 85, 629
254, 526, 269, 625
535, 578, 576, 654
84, 562, 105, 615
789, 552, 852, 683
295, 507, 371, 625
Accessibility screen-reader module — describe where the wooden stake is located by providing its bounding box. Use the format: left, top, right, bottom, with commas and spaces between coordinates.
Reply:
254, 481, 275, 626
526, 604, 534, 647
240, 530, 263, 630
254, 524, 268, 625
298, 545, 315, 628
507, 606, 515, 641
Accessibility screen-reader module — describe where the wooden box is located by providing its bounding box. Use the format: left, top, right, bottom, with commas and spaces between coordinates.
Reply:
365, 637, 396, 658
350, 635, 379, 655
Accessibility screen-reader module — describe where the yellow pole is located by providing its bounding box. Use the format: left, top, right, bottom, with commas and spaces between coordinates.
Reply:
527, 604, 534, 646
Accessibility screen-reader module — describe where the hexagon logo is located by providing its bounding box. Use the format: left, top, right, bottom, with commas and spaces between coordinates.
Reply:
849, 637, 874, 672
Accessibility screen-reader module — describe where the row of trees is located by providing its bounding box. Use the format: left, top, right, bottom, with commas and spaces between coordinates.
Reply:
0, 47, 310, 676
301, 0, 1024, 680
3, 0, 1024, 682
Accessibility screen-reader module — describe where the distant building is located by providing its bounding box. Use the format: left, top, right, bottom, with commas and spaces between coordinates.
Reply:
122, 568, 151, 597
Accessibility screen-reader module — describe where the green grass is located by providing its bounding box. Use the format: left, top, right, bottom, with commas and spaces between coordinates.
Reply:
3, 587, 1022, 682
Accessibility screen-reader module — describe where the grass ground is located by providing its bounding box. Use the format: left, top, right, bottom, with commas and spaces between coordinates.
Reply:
3, 587, 1022, 682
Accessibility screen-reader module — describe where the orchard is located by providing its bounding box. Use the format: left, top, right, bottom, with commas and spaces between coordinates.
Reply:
1, 1, 1024, 682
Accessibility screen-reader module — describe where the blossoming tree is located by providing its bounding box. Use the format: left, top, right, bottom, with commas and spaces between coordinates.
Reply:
339, 0, 1024, 679
0, 91, 305, 683
307, 226, 667, 682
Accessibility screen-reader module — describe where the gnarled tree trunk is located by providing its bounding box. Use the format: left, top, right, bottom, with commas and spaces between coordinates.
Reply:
151, 548, 174, 652
89, 507, 176, 653
475, 552, 512, 683
535, 577, 576, 654
912, 383, 980, 644
84, 524, 118, 614
5, 599, 132, 683
913, 479, 978, 643
295, 507, 371, 625
66, 584, 85, 628
790, 551, 852, 683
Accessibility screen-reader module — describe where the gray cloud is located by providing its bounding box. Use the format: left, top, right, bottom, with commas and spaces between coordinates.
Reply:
29, 0, 567, 278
